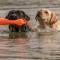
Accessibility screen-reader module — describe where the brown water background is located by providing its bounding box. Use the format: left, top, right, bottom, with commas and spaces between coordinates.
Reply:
0, 0, 60, 60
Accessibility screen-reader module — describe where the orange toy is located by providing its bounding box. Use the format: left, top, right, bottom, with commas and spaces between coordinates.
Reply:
0, 18, 27, 26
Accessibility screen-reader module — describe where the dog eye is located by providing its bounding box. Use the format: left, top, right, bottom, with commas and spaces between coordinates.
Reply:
45, 11, 48, 14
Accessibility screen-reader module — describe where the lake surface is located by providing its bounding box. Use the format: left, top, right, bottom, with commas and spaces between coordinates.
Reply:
0, 31, 60, 60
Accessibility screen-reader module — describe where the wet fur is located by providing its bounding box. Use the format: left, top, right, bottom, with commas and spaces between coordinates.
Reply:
35, 9, 60, 31
5, 10, 31, 32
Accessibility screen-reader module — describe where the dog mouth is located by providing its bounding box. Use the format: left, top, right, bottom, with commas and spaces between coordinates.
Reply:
8, 14, 19, 28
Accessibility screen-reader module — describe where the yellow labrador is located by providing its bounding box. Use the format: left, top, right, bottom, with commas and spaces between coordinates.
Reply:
35, 9, 60, 31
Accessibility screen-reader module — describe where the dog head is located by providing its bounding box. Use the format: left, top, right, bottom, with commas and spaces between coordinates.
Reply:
35, 9, 57, 28
6, 10, 18, 20
6, 10, 30, 21
5, 10, 30, 32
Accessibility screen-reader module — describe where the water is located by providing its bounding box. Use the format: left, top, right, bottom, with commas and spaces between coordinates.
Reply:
0, 31, 60, 60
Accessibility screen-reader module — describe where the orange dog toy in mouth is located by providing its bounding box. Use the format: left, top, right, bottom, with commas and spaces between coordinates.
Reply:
0, 18, 27, 26
0, 18, 35, 32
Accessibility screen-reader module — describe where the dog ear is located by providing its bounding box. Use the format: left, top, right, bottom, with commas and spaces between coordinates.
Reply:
19, 11, 30, 21
35, 11, 40, 21
49, 13, 57, 26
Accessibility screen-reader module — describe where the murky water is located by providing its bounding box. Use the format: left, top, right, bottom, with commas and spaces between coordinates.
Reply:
0, 31, 60, 60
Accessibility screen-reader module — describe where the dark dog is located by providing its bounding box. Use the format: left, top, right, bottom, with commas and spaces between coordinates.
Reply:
5, 10, 31, 32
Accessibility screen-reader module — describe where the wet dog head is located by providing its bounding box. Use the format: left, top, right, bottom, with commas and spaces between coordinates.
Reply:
35, 9, 57, 28
6, 10, 30, 21
5, 10, 30, 32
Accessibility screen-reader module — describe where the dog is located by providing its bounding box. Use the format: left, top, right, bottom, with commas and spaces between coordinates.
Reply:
35, 9, 60, 31
5, 10, 31, 32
